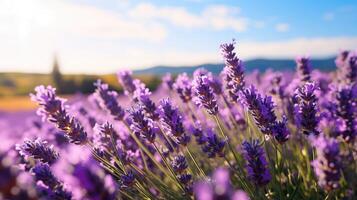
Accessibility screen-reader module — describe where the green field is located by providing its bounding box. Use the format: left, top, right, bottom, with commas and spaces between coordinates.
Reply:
0, 73, 161, 97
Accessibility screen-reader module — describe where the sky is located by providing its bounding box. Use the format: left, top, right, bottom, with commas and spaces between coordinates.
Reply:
0, 0, 357, 74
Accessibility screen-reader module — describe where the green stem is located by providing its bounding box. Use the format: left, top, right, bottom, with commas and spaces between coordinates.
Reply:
186, 146, 206, 177
123, 121, 176, 180
213, 115, 241, 166
153, 143, 187, 194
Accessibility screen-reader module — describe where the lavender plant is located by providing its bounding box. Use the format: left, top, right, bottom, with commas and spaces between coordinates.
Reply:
2, 40, 355, 200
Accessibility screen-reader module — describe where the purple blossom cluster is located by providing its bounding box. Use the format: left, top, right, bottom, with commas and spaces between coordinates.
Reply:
220, 40, 245, 102
242, 140, 271, 186
31, 86, 87, 144
193, 74, 219, 115
94, 80, 125, 121
311, 135, 342, 191
294, 82, 320, 135
194, 168, 249, 200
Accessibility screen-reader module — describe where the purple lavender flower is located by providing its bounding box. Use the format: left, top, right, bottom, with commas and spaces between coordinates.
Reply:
220, 40, 245, 100
117, 70, 136, 96
311, 135, 342, 191
162, 73, 174, 90
242, 86, 277, 135
128, 106, 156, 143
173, 73, 193, 103
31, 85, 87, 144
294, 82, 320, 135
210, 75, 223, 95
37, 183, 72, 200
296, 56, 312, 83
93, 122, 116, 154
158, 98, 190, 145
133, 80, 159, 120
94, 80, 125, 121
171, 155, 188, 173
268, 73, 286, 100
16, 138, 59, 165
119, 171, 135, 189
189, 122, 207, 145
32, 163, 60, 189
194, 168, 250, 200
344, 51, 357, 84
242, 140, 271, 186
271, 117, 290, 143
171, 155, 193, 193
194, 68, 223, 95
335, 50, 350, 68
332, 84, 357, 142
232, 191, 250, 200
193, 75, 219, 115
177, 174, 192, 185
202, 130, 226, 158
213, 167, 231, 196
49, 188, 72, 200
193, 68, 209, 77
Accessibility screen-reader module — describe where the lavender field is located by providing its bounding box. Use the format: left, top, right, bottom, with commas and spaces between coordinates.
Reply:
0, 41, 356, 200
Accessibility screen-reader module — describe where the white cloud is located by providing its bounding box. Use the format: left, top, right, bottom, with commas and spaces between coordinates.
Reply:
239, 37, 357, 59
129, 3, 248, 32
323, 12, 335, 21
275, 23, 290, 32
128, 3, 202, 28
0, 0, 167, 42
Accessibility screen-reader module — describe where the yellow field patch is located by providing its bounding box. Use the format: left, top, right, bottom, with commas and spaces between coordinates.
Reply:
0, 96, 36, 111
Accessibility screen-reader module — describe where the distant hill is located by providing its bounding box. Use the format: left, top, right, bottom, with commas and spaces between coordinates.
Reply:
133, 57, 336, 75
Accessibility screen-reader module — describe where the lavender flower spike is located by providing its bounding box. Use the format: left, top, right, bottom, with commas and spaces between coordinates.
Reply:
171, 155, 188, 173
193, 75, 219, 115
296, 56, 312, 83
242, 140, 271, 186
32, 163, 72, 199
16, 138, 59, 165
128, 106, 156, 143
335, 50, 350, 69
171, 155, 193, 193
294, 82, 320, 135
242, 85, 277, 135
271, 116, 290, 143
94, 80, 125, 121
334, 84, 357, 142
32, 163, 60, 189
119, 171, 135, 189
133, 80, 159, 120
158, 98, 190, 145
93, 122, 116, 152
173, 73, 193, 103
202, 129, 226, 158
311, 135, 342, 191
220, 40, 245, 103
344, 51, 357, 84
31, 85, 87, 144
220, 40, 245, 92
117, 70, 136, 96
162, 73, 174, 90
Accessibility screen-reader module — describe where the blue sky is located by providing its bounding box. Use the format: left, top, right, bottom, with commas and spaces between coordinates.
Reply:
0, 0, 356, 74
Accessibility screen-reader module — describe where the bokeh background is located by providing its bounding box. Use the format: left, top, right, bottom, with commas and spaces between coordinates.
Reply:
1, 0, 357, 111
